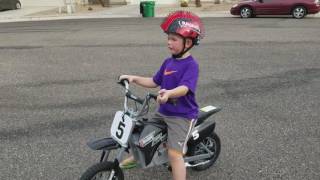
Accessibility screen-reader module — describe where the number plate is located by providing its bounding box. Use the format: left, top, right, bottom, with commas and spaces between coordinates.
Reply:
110, 111, 134, 146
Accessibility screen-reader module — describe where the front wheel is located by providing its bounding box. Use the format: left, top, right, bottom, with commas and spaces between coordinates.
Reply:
187, 132, 221, 171
80, 161, 124, 180
292, 6, 307, 19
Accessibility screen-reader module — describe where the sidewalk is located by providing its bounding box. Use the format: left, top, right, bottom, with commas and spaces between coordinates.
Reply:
0, 2, 232, 23
0, 2, 319, 23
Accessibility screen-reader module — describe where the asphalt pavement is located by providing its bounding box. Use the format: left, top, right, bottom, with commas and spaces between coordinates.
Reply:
0, 18, 319, 180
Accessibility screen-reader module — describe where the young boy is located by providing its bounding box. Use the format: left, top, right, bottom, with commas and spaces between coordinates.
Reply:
120, 11, 204, 180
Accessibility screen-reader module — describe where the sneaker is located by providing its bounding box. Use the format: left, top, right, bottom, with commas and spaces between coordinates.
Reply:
120, 161, 137, 169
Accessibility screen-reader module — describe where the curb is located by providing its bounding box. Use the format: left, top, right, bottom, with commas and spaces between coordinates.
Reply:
0, 12, 233, 23
0, 4, 234, 23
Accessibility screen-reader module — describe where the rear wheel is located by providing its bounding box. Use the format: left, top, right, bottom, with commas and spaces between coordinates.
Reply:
80, 161, 124, 180
188, 132, 221, 171
240, 7, 253, 18
14, 2, 21, 9
292, 6, 307, 19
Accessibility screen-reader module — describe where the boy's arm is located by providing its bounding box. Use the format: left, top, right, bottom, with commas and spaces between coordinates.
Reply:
120, 75, 158, 88
133, 76, 158, 88
163, 85, 189, 98
157, 85, 188, 104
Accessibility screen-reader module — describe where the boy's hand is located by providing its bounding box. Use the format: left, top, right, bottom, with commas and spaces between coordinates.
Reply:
157, 89, 170, 104
119, 75, 135, 83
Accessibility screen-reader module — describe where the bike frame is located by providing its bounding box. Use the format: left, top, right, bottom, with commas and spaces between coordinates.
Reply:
87, 80, 219, 169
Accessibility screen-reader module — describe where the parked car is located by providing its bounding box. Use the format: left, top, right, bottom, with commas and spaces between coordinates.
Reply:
0, 0, 21, 11
230, 0, 320, 19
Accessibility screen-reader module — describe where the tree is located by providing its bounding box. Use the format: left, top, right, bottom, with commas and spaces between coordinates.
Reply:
180, 0, 189, 7
195, 0, 202, 7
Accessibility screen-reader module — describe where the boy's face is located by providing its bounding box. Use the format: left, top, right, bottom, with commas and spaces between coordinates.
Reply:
167, 33, 192, 55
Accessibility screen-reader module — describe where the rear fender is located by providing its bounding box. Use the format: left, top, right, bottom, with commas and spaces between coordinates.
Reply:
87, 137, 119, 151
187, 120, 216, 147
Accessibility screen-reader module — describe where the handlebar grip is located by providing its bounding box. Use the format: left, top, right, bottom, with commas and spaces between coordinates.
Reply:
117, 78, 129, 87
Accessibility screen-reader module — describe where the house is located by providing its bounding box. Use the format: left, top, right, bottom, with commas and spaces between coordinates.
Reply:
19, 0, 180, 7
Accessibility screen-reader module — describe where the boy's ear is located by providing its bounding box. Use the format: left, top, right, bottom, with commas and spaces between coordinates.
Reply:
185, 38, 193, 48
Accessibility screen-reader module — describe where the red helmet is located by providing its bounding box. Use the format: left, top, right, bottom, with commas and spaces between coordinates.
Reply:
160, 11, 204, 45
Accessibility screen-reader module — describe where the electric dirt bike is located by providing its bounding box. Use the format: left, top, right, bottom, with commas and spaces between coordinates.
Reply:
80, 79, 221, 180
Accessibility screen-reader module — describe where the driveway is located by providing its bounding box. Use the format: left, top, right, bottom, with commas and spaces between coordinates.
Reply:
0, 18, 319, 180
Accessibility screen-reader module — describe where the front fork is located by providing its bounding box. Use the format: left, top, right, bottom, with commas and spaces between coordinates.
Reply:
99, 150, 111, 162
98, 150, 116, 180
108, 170, 116, 180
100, 148, 126, 179
99, 146, 127, 162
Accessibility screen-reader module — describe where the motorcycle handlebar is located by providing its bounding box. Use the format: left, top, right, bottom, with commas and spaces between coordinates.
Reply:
118, 79, 145, 105
117, 78, 176, 106
125, 91, 144, 104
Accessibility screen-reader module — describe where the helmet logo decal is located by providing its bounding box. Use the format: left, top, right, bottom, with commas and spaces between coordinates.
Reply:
178, 20, 201, 33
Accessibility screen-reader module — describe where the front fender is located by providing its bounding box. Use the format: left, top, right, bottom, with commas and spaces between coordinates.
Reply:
87, 137, 119, 150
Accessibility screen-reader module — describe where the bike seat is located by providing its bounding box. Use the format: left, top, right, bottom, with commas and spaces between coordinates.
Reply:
196, 106, 221, 126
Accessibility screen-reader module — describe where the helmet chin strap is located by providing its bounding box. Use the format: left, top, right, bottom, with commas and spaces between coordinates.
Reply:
172, 38, 194, 59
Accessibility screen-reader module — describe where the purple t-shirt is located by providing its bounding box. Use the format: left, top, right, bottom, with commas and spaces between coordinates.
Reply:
153, 55, 199, 120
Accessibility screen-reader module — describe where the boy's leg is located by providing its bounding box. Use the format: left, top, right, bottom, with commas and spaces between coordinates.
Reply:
163, 116, 197, 180
168, 148, 186, 180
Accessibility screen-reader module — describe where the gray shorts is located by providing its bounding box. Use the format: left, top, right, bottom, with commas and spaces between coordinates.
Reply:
152, 113, 197, 154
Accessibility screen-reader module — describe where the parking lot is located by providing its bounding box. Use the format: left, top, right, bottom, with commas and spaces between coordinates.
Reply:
0, 18, 319, 179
